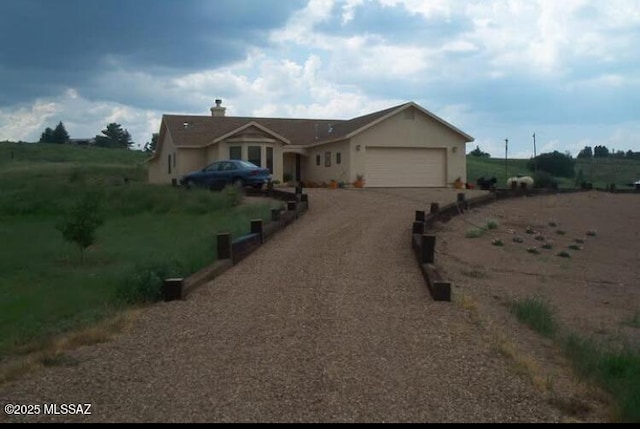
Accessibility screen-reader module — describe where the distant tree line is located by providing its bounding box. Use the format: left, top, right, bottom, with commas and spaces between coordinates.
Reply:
577, 145, 640, 160
38, 121, 136, 150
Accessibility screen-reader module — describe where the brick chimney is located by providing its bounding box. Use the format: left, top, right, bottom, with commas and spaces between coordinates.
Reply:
210, 99, 226, 117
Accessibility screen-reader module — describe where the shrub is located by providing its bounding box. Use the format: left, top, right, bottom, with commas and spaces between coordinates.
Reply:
492, 238, 504, 246
568, 244, 582, 251
587, 230, 597, 237
527, 247, 540, 254
533, 170, 559, 189
221, 184, 242, 207
542, 243, 554, 250
115, 261, 185, 305
465, 228, 484, 238
557, 250, 571, 258
486, 219, 498, 230
513, 236, 524, 243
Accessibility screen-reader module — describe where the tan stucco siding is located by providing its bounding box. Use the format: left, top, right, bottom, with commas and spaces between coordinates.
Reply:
178, 148, 206, 179
351, 108, 469, 186
303, 140, 351, 184
148, 131, 177, 184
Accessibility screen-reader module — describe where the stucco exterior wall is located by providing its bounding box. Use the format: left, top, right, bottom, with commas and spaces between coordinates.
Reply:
302, 140, 351, 185
148, 129, 177, 184
350, 107, 469, 186
178, 148, 206, 179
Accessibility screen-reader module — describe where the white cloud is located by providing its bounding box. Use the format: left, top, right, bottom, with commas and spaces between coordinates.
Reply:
0, 100, 60, 142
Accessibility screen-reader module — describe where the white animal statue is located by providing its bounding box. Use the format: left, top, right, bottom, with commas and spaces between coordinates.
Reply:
507, 175, 535, 189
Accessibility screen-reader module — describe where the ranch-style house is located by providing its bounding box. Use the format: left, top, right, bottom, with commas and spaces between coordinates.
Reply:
148, 100, 474, 188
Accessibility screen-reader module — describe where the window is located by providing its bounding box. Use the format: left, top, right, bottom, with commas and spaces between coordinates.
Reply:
336, 152, 341, 165
325, 151, 331, 167
167, 154, 172, 174
229, 146, 242, 160
248, 146, 261, 167
266, 147, 273, 174
316, 154, 321, 166
173, 152, 176, 168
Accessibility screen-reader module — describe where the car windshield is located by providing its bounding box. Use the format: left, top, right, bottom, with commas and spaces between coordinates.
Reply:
236, 160, 259, 169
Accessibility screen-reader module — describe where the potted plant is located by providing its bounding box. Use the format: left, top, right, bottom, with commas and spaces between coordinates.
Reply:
454, 177, 464, 189
353, 174, 365, 188
329, 179, 338, 189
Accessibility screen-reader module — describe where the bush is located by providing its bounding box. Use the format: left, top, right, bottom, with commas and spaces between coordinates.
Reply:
115, 261, 185, 305
528, 151, 575, 178
465, 228, 484, 238
533, 171, 559, 189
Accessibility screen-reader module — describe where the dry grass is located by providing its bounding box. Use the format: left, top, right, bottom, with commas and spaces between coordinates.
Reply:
0, 309, 141, 386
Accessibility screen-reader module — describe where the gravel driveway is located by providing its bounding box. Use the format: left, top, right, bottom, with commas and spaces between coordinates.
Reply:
1, 188, 572, 423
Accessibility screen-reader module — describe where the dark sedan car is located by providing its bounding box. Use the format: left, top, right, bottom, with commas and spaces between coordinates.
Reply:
180, 160, 272, 190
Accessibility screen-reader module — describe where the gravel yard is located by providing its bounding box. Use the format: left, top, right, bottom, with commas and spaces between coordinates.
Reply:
0, 188, 618, 423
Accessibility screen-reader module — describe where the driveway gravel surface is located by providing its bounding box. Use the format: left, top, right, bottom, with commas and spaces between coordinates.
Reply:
0, 188, 587, 422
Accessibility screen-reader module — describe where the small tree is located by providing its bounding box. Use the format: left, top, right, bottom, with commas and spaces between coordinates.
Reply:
56, 192, 105, 264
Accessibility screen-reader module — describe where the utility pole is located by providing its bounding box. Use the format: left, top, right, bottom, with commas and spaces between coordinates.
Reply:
532, 133, 537, 173
505, 138, 509, 182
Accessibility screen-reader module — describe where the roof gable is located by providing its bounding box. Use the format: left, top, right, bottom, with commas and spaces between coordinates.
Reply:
213, 121, 291, 144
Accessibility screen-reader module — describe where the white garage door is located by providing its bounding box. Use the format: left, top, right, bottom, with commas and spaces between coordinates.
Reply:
365, 147, 446, 187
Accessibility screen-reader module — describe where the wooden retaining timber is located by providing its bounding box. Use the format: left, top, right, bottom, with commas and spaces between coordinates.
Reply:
163, 187, 308, 302
411, 192, 499, 302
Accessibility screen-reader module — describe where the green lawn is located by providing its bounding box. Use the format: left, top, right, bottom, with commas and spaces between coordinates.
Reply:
0, 142, 283, 358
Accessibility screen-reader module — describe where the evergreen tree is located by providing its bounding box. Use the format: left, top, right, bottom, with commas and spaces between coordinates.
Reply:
52, 121, 70, 144
95, 123, 133, 149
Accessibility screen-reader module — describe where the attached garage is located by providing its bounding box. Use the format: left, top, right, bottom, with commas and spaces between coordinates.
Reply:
365, 147, 446, 187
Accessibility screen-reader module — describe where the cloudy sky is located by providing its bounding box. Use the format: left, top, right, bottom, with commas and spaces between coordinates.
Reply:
1, 0, 638, 157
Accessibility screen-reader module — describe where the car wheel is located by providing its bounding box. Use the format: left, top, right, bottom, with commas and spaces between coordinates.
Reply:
183, 179, 193, 189
232, 178, 244, 189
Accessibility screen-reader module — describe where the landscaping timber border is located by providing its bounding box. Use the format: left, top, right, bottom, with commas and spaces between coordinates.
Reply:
162, 187, 308, 302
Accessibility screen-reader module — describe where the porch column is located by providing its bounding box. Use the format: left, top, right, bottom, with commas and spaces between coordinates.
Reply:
295, 154, 301, 182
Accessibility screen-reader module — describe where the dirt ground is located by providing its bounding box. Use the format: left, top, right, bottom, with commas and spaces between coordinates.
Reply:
435, 191, 640, 418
